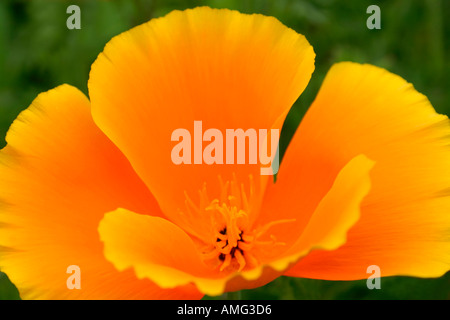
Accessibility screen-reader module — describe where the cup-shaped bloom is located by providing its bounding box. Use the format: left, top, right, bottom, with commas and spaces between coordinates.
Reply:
0, 7, 449, 299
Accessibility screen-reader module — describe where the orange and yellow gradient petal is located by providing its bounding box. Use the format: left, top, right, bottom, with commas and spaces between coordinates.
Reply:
2, 6, 449, 300
98, 154, 374, 296
0, 85, 202, 299
279, 62, 450, 279
88, 7, 315, 241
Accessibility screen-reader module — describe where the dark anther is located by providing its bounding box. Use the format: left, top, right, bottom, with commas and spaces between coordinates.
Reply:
221, 240, 228, 250
230, 247, 236, 258
216, 228, 246, 261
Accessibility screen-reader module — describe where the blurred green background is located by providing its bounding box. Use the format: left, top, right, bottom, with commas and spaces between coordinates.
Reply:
0, 0, 449, 299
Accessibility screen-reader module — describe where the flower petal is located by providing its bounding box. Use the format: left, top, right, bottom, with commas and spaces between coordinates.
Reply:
98, 155, 372, 296
282, 62, 450, 279
88, 7, 315, 233
99, 207, 293, 296
99, 208, 227, 296
254, 154, 373, 275
0, 85, 201, 299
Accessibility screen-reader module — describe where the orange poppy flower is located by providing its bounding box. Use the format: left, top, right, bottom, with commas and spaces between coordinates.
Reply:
1, 7, 450, 299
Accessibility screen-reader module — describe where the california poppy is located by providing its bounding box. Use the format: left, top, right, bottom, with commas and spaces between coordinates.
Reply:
1, 7, 449, 299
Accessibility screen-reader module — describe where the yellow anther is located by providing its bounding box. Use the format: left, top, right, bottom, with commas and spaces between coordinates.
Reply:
190, 175, 295, 273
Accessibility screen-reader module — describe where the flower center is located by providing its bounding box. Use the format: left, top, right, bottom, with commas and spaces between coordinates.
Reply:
206, 199, 253, 272
183, 175, 294, 273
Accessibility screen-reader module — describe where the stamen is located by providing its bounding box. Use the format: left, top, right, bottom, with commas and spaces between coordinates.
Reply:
184, 190, 200, 215
215, 231, 227, 241
234, 249, 246, 271
185, 175, 295, 273
202, 248, 221, 260
219, 253, 232, 271
256, 219, 296, 238
237, 240, 253, 251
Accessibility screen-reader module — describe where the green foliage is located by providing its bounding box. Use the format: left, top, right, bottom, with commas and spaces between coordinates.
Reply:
0, 272, 20, 300
0, 0, 449, 299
